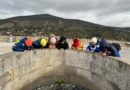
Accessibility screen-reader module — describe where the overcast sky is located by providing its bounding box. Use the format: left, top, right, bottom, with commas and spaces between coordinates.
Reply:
0, 0, 130, 27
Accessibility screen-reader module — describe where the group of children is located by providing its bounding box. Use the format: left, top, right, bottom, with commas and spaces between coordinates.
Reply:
12, 34, 121, 57
86, 37, 121, 57
12, 34, 69, 52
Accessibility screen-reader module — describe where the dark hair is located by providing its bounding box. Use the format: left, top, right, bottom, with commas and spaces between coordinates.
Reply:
111, 43, 121, 51
59, 36, 66, 42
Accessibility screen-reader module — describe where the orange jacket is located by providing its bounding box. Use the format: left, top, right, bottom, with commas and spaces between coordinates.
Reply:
71, 38, 83, 50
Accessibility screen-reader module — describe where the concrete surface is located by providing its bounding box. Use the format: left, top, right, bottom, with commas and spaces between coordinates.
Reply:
0, 49, 130, 90
0, 42, 14, 54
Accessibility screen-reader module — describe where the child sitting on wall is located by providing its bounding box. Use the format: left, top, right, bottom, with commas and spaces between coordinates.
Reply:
86, 37, 100, 52
56, 36, 69, 50
71, 38, 83, 50
45, 34, 58, 49
12, 37, 33, 52
33, 38, 47, 49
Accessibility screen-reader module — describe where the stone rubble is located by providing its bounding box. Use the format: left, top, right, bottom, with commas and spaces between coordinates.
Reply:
33, 84, 90, 90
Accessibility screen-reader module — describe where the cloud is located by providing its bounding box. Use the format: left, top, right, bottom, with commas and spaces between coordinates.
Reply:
0, 0, 130, 27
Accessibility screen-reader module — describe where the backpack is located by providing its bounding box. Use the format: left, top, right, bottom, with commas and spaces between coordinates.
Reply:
111, 43, 121, 51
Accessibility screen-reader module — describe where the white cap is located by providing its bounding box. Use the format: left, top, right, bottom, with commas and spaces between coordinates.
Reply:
91, 37, 97, 44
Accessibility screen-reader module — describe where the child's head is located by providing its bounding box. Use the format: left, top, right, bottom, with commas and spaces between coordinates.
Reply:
60, 36, 66, 44
90, 37, 97, 44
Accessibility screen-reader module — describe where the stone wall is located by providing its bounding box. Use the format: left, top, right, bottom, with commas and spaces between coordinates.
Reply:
0, 49, 130, 90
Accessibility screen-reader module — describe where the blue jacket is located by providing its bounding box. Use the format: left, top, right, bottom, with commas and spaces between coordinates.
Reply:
12, 37, 33, 52
32, 38, 44, 49
109, 45, 120, 57
99, 39, 120, 57
86, 43, 100, 52
96, 38, 120, 57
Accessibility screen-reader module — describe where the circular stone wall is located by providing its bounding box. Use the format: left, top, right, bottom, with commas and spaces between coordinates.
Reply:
0, 49, 130, 90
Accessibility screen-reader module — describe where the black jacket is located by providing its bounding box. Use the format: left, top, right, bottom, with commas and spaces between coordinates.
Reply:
56, 36, 69, 50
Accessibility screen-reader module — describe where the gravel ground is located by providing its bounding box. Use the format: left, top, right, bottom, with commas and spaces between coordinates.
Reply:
33, 84, 89, 90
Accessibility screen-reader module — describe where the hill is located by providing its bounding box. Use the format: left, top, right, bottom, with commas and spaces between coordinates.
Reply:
0, 14, 130, 41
